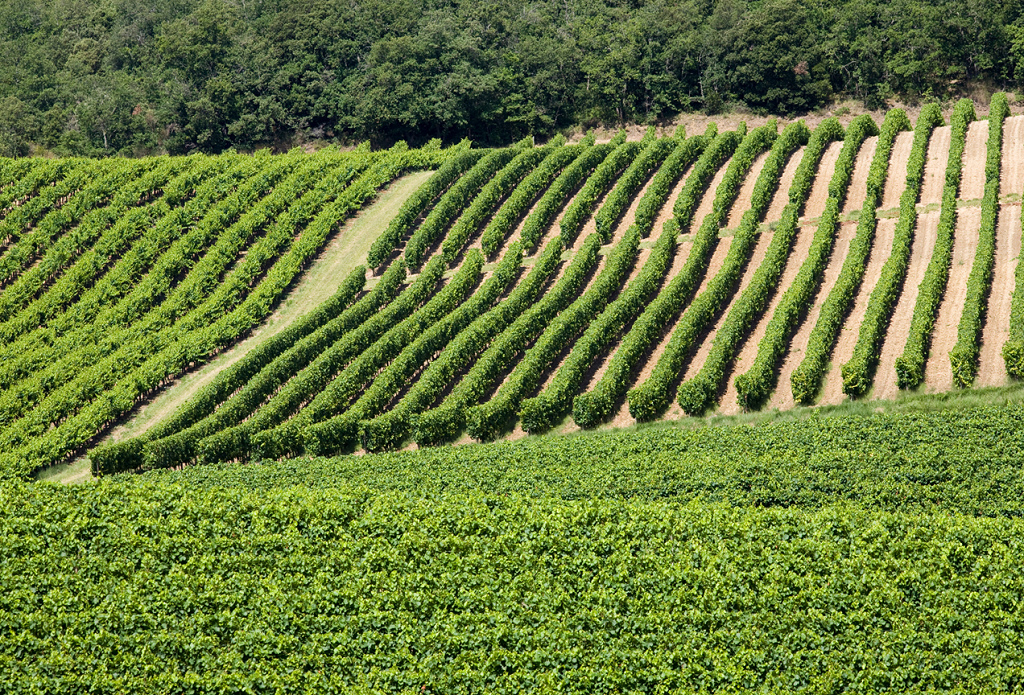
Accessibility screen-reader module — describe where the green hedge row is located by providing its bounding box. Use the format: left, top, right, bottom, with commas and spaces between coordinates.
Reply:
631, 131, 712, 235
894, 99, 977, 389
0, 152, 355, 430
0, 157, 260, 350
1, 147, 425, 478
440, 148, 548, 263
478, 136, 576, 257
366, 144, 479, 269
517, 133, 607, 251
140, 263, 402, 471
412, 235, 602, 446
0, 153, 301, 393
89, 260, 383, 475
466, 229, 641, 441
557, 135, 639, 244
1004, 196, 1024, 376
298, 246, 524, 458
403, 147, 511, 269
789, 109, 912, 403
592, 130, 675, 240
0, 158, 53, 209
520, 224, 675, 433
355, 238, 564, 454
678, 118, 851, 415
734, 116, 879, 409
169, 253, 449, 468
840, 104, 944, 398
0, 157, 177, 292
624, 121, 785, 422
0, 156, 237, 345
0, 159, 96, 248
950, 93, 1009, 387
572, 130, 752, 429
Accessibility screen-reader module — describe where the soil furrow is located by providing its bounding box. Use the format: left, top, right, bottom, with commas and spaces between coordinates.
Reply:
871, 209, 941, 401
918, 125, 951, 206
1000, 115, 1024, 197
977, 204, 1021, 387
881, 131, 915, 210
768, 219, 859, 410
726, 151, 770, 228
718, 222, 817, 415
923, 206, 980, 391
819, 217, 898, 405
960, 121, 990, 201
764, 146, 805, 226
801, 141, 843, 220
842, 136, 878, 215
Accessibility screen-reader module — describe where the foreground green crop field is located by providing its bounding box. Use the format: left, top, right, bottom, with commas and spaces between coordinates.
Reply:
5, 398, 1024, 692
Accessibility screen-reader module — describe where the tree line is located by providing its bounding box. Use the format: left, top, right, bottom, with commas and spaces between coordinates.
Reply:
0, 0, 1020, 157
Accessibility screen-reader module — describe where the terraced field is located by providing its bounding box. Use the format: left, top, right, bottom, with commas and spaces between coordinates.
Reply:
2, 99, 1024, 482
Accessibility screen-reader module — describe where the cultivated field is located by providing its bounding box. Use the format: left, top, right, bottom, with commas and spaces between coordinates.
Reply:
0, 99, 1023, 482
5, 99, 1024, 691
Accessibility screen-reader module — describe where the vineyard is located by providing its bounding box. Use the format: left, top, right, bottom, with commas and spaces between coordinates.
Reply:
0, 100, 1022, 480
5, 99, 1024, 690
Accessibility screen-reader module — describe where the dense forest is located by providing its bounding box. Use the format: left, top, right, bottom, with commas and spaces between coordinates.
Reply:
0, 0, 1020, 156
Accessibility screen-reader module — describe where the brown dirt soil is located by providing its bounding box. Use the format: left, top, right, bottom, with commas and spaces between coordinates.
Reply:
918, 125, 951, 206
682, 230, 775, 384
605, 235, 734, 429
650, 161, 698, 237
960, 121, 990, 201
977, 204, 1022, 387
871, 210, 941, 401
882, 131, 915, 210
842, 136, 878, 215
719, 222, 817, 415
819, 217, 898, 406
103, 170, 436, 447
769, 219, 859, 410
764, 146, 805, 225
923, 206, 981, 391
726, 150, 770, 228
801, 141, 843, 220
690, 161, 730, 233
1001, 116, 1024, 197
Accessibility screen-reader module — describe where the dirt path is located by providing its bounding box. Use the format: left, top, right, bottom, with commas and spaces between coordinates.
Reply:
882, 131, 915, 210
819, 217, 898, 405
802, 141, 844, 219
101, 170, 436, 449
719, 222, 817, 415
977, 204, 1022, 386
682, 230, 776, 385
842, 136, 878, 214
960, 121, 990, 201
1001, 116, 1024, 196
871, 210, 941, 401
764, 146, 805, 225
918, 126, 951, 206
768, 219, 859, 410
923, 206, 981, 391
726, 151, 770, 228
